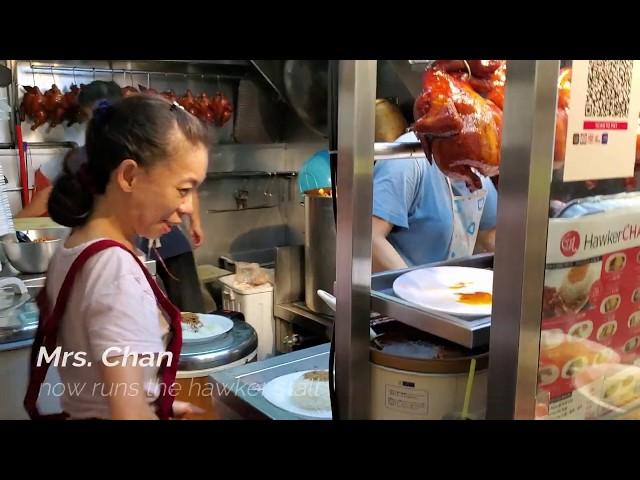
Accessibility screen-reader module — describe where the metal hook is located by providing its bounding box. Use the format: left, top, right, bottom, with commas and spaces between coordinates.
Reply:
463, 60, 472, 78
147, 73, 150, 89
72, 66, 77, 85
27, 145, 34, 174
50, 66, 55, 86
30, 61, 36, 85
92, 67, 96, 81
111, 68, 114, 81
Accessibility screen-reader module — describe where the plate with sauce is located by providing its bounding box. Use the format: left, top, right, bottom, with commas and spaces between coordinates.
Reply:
392, 266, 493, 318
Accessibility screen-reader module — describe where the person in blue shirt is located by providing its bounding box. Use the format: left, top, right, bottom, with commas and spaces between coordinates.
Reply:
372, 131, 498, 272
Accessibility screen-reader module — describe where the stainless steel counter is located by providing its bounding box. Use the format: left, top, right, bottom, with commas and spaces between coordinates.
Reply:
0, 258, 156, 294
0, 259, 157, 348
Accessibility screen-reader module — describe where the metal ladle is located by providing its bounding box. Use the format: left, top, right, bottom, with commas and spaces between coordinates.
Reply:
16, 231, 31, 243
316, 289, 383, 349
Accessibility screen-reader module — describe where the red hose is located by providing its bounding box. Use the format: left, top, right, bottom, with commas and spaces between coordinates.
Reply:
15, 124, 30, 206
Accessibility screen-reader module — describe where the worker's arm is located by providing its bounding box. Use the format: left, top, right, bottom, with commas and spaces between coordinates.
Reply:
475, 174, 498, 255
14, 186, 53, 219
372, 215, 408, 273
101, 359, 202, 420
188, 190, 204, 249
101, 358, 159, 420
475, 228, 496, 254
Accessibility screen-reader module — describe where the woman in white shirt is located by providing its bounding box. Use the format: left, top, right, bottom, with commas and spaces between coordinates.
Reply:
24, 95, 208, 420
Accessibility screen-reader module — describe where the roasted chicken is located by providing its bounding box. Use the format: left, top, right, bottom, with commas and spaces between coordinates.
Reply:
62, 84, 82, 126
121, 86, 139, 97
20, 86, 48, 131
435, 60, 506, 109
211, 92, 233, 127
20, 82, 233, 130
178, 89, 198, 117
553, 68, 572, 170
195, 93, 214, 124
624, 123, 640, 191
138, 84, 159, 96
43, 84, 66, 128
160, 89, 178, 104
412, 61, 600, 191
413, 61, 503, 190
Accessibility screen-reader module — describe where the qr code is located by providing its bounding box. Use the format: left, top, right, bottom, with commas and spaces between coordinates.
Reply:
584, 60, 633, 118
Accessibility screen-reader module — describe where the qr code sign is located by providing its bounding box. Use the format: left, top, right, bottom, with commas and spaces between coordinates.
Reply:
584, 60, 633, 118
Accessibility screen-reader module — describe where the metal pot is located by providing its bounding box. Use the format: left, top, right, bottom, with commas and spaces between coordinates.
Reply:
375, 98, 408, 142
304, 190, 335, 315
1, 227, 70, 274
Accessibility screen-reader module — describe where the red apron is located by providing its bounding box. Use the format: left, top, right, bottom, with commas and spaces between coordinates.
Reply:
23, 239, 183, 420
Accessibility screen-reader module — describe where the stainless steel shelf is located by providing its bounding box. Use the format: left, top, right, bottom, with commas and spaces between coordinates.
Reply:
28, 64, 244, 81
327, 142, 427, 161
25, 141, 77, 149
207, 205, 278, 213
275, 301, 333, 329
206, 170, 297, 180
370, 253, 494, 349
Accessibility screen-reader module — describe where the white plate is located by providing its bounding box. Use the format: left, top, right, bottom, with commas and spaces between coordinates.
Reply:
181, 313, 234, 344
393, 266, 493, 318
574, 364, 640, 415
261, 370, 332, 419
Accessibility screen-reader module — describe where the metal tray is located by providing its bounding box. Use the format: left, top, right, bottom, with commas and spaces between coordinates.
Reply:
370, 253, 494, 349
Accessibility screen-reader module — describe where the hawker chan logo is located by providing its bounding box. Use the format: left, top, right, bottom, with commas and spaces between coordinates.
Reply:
561, 230, 580, 257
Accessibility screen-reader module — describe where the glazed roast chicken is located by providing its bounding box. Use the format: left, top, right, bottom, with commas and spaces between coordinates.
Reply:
160, 89, 178, 104
178, 89, 199, 117
413, 60, 504, 190
43, 84, 66, 128
121, 86, 139, 97
195, 93, 214, 124
138, 84, 159, 96
211, 92, 233, 127
553, 67, 571, 170
19, 86, 48, 130
413, 61, 640, 192
62, 84, 82, 126
20, 82, 233, 130
175, 89, 233, 126
433, 60, 506, 109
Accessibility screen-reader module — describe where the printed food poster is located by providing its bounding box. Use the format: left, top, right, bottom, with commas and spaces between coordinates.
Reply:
539, 208, 640, 419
